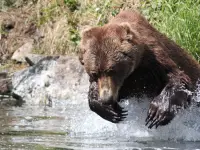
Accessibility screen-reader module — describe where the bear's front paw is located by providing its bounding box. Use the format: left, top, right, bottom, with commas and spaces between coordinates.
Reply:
145, 99, 177, 129
89, 100, 128, 123
88, 81, 128, 123
145, 86, 191, 129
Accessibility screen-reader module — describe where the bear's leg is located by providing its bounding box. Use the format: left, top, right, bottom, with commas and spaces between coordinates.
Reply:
145, 72, 192, 128
88, 81, 128, 123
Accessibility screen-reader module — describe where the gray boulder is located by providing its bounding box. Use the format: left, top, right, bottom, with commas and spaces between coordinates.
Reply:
11, 40, 34, 62
12, 56, 89, 105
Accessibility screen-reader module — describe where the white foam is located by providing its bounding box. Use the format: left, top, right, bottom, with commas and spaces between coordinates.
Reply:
67, 82, 200, 142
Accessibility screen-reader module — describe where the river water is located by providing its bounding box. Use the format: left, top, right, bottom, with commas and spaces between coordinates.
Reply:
1, 87, 200, 149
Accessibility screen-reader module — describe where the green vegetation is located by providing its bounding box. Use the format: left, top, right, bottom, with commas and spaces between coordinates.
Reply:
0, 0, 199, 61
31, 0, 123, 54
141, 0, 200, 62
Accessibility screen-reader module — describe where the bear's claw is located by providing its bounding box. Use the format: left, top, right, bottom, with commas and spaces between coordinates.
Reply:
89, 99, 128, 123
145, 83, 191, 129
145, 108, 174, 129
145, 97, 180, 129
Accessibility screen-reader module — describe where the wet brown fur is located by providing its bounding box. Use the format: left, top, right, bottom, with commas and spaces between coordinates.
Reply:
80, 10, 200, 98
109, 10, 200, 85
79, 10, 200, 127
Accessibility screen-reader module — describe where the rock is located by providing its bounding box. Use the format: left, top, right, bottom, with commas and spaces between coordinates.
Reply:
25, 54, 48, 66
11, 40, 34, 62
0, 75, 12, 95
12, 56, 89, 104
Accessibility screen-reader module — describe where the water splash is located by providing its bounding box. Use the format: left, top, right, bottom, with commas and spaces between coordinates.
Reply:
66, 82, 200, 142
4, 81, 200, 149
7, 57, 200, 148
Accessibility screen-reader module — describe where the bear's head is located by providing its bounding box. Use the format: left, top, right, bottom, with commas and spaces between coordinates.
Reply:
79, 23, 145, 104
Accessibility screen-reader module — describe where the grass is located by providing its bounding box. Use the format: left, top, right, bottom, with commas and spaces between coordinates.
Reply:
0, 0, 136, 58
28, 0, 125, 54
0, 0, 199, 62
140, 0, 200, 62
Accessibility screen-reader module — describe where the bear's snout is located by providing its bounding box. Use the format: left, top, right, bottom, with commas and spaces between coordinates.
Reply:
98, 76, 118, 104
99, 87, 113, 104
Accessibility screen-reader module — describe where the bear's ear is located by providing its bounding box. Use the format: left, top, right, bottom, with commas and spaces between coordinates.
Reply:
79, 27, 99, 65
81, 26, 99, 39
119, 22, 133, 41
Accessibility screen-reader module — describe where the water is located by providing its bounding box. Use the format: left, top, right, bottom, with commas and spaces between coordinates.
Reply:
1, 88, 200, 149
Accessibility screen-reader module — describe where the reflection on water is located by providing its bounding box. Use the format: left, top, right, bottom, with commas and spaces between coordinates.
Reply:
1, 86, 200, 149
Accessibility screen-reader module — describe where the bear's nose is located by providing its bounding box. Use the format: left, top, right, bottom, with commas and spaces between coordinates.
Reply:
99, 88, 113, 104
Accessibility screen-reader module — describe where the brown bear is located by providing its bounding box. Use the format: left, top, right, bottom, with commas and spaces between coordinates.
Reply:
79, 10, 200, 128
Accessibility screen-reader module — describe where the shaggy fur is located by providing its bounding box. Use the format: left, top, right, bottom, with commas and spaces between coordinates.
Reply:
79, 10, 200, 128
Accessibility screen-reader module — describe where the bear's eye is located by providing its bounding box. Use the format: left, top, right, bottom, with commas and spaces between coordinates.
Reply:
106, 69, 116, 76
